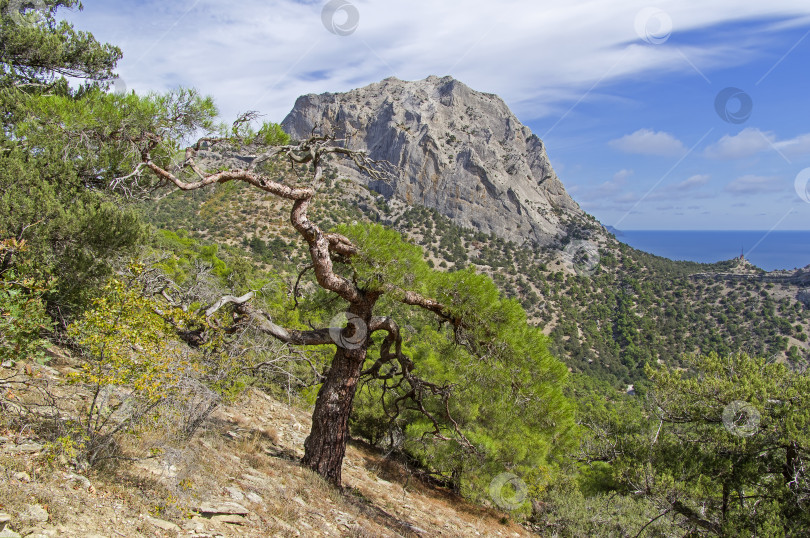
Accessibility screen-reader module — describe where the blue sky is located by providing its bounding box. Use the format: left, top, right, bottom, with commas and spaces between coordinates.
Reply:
62, 1, 810, 230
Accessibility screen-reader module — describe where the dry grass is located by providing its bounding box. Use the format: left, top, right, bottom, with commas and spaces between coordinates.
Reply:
1, 355, 532, 537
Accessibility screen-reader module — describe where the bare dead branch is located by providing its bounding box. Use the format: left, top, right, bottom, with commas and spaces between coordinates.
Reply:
292, 264, 314, 309
234, 302, 333, 346
204, 291, 255, 317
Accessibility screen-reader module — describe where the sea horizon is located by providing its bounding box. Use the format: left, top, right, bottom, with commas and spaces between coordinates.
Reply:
613, 229, 810, 272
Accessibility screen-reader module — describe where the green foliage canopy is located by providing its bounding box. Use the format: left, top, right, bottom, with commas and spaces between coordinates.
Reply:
577, 352, 810, 535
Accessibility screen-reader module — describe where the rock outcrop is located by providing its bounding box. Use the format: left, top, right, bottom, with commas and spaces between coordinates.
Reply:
282, 76, 585, 245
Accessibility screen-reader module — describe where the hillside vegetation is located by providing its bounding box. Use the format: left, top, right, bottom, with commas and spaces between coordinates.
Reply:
1, 3, 809, 537
145, 176, 810, 390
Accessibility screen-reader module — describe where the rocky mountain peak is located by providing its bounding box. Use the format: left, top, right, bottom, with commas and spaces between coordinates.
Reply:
281, 76, 585, 245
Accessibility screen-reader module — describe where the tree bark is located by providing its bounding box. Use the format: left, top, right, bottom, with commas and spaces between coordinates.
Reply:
302, 344, 367, 487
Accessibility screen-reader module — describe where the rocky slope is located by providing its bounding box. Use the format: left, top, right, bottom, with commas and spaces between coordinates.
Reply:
0, 354, 533, 538
282, 76, 586, 246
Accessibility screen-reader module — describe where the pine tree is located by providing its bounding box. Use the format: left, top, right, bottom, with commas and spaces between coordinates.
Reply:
121, 127, 575, 489
0, 0, 154, 317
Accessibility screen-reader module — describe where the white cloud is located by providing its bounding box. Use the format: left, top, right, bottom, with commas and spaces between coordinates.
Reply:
704, 128, 774, 159
609, 129, 686, 156
724, 174, 782, 195
575, 170, 644, 213
613, 169, 634, 181
614, 192, 639, 204
578, 180, 622, 202
583, 170, 712, 210
705, 128, 810, 159
645, 174, 713, 201
576, 169, 632, 202
774, 133, 810, 157
61, 1, 810, 123
673, 174, 711, 191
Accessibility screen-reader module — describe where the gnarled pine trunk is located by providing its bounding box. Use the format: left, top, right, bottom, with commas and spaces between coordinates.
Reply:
301, 345, 367, 487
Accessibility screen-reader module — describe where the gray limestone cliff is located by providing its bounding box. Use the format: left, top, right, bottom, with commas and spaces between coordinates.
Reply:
282, 76, 585, 245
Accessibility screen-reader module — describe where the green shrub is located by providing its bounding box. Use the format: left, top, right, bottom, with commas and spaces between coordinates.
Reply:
0, 239, 53, 363
257, 122, 290, 146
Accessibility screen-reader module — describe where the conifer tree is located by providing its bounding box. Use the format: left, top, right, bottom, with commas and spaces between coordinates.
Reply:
125, 129, 575, 488
0, 0, 150, 316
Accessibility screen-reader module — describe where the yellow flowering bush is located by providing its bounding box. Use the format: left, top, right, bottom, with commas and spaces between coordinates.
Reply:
66, 274, 210, 464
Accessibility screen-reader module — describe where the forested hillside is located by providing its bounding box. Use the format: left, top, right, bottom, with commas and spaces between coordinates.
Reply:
144, 175, 810, 391
2, 2, 809, 537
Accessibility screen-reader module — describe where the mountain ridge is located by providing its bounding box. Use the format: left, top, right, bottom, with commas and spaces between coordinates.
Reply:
282, 75, 591, 246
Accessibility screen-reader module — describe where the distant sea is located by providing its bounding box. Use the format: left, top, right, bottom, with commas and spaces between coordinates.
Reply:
615, 230, 810, 271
